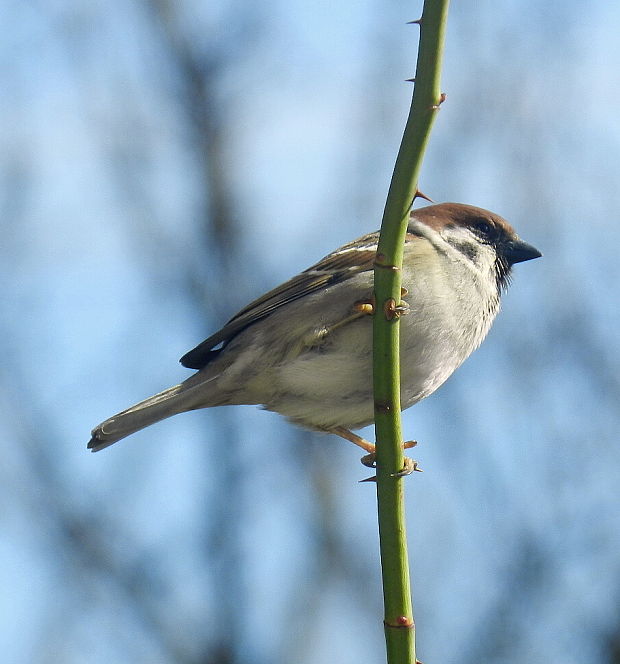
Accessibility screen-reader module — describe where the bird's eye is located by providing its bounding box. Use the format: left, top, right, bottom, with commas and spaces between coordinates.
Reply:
474, 220, 495, 239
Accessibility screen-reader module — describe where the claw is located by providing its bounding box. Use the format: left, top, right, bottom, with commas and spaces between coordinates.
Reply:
361, 452, 377, 468
360, 443, 421, 482
394, 301, 410, 316
384, 298, 410, 320
391, 457, 422, 477
360, 456, 422, 482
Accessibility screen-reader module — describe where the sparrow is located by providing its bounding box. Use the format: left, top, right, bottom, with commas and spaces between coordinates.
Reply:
88, 202, 541, 460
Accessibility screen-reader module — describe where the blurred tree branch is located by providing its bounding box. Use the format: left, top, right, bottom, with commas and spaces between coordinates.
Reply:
2, 3, 619, 664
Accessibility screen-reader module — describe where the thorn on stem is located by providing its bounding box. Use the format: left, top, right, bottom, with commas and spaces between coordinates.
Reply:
407, 18, 422, 25
359, 475, 377, 483
405, 78, 416, 83
431, 93, 447, 110
414, 189, 434, 203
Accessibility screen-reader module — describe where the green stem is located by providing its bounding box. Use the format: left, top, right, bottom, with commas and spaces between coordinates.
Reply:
372, 2, 450, 663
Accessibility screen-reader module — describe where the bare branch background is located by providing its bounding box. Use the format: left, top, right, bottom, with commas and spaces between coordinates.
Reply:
1, 2, 619, 664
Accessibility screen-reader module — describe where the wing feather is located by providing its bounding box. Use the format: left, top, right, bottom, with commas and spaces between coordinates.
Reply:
180, 234, 379, 369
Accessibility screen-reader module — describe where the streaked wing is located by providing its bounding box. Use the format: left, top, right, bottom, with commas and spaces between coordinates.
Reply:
180, 232, 379, 369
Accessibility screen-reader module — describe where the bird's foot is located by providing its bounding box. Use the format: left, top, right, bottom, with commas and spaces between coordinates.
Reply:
353, 297, 375, 315
314, 298, 376, 344
383, 298, 410, 320
328, 427, 420, 481
359, 440, 418, 467
359, 442, 421, 481
355, 288, 409, 320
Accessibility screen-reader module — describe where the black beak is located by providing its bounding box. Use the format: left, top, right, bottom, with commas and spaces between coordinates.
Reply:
503, 238, 542, 265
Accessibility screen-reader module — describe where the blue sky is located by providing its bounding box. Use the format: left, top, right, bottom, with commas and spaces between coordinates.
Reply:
1, 2, 619, 663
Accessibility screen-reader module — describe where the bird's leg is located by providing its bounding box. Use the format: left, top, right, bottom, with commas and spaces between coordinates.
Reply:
329, 426, 420, 477
308, 297, 376, 346
330, 426, 376, 456
325, 285, 417, 477
312, 288, 408, 343
327, 297, 375, 333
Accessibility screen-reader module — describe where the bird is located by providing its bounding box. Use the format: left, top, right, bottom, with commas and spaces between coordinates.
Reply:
88, 202, 541, 462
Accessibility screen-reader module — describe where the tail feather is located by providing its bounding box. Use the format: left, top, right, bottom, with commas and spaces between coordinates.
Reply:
88, 381, 208, 452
